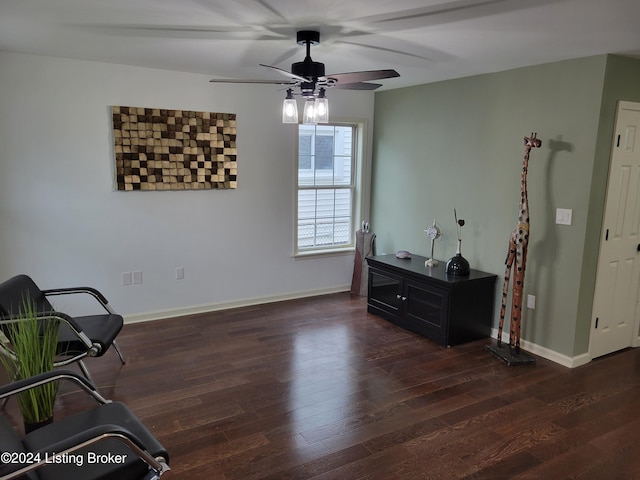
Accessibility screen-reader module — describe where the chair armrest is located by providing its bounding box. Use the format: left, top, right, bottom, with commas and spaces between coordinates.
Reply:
41, 287, 114, 313
45, 424, 169, 469
1, 311, 94, 351
1, 311, 83, 334
2, 424, 170, 480
0, 370, 110, 405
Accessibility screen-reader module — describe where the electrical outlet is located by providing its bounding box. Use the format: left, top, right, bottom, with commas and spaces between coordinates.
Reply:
122, 272, 132, 286
176, 267, 184, 280
527, 294, 536, 309
132, 271, 143, 285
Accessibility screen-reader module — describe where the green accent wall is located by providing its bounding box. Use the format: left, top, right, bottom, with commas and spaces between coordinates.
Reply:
371, 54, 640, 358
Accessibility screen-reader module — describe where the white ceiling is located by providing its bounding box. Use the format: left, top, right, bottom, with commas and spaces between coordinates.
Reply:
1, 0, 640, 90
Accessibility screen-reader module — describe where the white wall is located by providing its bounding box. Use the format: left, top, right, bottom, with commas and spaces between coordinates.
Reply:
0, 52, 375, 319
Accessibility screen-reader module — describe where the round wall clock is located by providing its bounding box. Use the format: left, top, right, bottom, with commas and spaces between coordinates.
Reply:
425, 220, 442, 267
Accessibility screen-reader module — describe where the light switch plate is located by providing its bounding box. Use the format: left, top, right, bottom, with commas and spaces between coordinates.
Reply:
556, 208, 572, 225
527, 294, 536, 309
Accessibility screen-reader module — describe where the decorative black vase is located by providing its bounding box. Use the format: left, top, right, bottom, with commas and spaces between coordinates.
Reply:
446, 240, 470, 276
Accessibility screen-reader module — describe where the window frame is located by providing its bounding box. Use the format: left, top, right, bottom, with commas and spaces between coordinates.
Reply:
294, 119, 367, 258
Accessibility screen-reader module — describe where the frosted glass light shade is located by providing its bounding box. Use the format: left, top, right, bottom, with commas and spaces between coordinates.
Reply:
302, 99, 317, 125
315, 97, 329, 123
282, 96, 298, 123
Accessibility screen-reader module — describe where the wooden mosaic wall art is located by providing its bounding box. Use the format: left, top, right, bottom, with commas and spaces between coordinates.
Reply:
112, 106, 237, 191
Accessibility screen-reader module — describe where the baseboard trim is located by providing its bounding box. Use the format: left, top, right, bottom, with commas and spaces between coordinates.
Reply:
123, 284, 352, 324
124, 292, 595, 368
490, 328, 592, 369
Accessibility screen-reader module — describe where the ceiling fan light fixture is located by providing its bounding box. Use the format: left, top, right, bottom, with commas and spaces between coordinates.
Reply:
302, 98, 317, 125
315, 88, 329, 124
210, 31, 399, 125
302, 98, 318, 125
282, 89, 298, 124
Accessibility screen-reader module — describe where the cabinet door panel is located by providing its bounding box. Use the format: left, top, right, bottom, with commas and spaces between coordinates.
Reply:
368, 268, 402, 315
405, 280, 448, 336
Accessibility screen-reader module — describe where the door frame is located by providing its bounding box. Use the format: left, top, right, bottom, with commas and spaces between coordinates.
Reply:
588, 100, 640, 358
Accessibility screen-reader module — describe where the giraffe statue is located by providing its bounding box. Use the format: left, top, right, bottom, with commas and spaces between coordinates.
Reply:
497, 133, 542, 356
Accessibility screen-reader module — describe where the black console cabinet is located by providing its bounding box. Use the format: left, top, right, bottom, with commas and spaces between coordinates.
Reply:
366, 254, 497, 347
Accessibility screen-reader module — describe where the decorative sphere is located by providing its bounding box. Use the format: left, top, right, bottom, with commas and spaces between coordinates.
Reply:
446, 254, 470, 276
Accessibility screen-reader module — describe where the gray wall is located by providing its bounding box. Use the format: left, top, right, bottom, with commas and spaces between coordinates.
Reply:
0, 52, 375, 319
371, 54, 640, 358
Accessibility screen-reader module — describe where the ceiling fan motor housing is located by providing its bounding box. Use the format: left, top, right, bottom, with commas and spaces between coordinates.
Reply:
292, 30, 325, 82
292, 59, 325, 80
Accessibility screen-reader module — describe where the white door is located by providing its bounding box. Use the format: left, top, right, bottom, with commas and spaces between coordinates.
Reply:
590, 101, 640, 359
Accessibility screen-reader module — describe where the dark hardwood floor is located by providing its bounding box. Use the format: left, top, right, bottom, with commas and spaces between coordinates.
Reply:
5, 292, 640, 479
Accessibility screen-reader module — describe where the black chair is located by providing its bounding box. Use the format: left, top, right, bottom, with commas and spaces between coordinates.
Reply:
0, 275, 125, 383
0, 370, 170, 479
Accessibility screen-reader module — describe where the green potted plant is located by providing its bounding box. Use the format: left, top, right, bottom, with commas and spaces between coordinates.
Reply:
0, 296, 59, 432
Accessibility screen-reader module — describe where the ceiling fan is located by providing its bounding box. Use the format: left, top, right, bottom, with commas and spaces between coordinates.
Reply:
209, 30, 400, 124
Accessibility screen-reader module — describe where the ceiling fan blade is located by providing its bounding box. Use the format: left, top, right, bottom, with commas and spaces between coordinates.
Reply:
260, 64, 308, 83
209, 78, 296, 85
324, 69, 400, 85
331, 82, 383, 90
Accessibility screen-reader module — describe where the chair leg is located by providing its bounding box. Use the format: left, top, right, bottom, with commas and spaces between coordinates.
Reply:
77, 359, 94, 384
112, 340, 126, 365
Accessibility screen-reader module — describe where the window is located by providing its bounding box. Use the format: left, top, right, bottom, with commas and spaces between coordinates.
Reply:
296, 123, 363, 255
